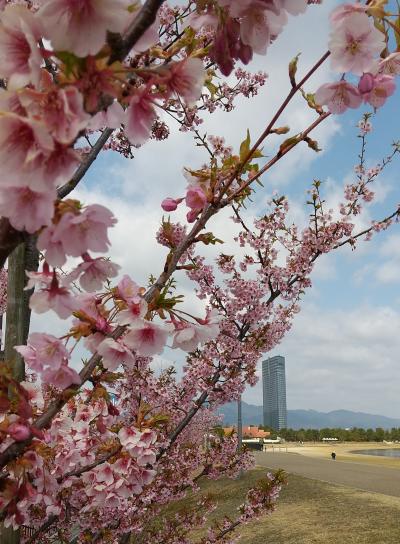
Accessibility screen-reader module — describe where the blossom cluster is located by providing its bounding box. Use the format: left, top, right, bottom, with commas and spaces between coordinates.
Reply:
315, 5, 398, 113
0, 1, 400, 542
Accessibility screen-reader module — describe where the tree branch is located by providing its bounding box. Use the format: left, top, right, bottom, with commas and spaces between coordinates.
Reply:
57, 129, 114, 199
109, 0, 165, 63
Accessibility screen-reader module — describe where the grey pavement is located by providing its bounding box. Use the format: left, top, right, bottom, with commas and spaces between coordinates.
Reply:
254, 451, 400, 498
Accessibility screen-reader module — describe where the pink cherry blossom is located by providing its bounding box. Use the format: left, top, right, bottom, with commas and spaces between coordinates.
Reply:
171, 323, 202, 352
164, 58, 205, 105
88, 101, 125, 131
29, 278, 78, 319
0, 185, 56, 233
20, 85, 90, 145
97, 338, 136, 371
42, 363, 81, 389
328, 13, 385, 76
38, 0, 131, 57
240, 7, 272, 56
283, 0, 307, 16
329, 3, 367, 24
125, 88, 157, 146
65, 255, 120, 292
0, 113, 54, 189
116, 298, 148, 325
0, 5, 43, 90
42, 142, 81, 186
25, 267, 53, 290
186, 186, 207, 210
360, 74, 396, 108
314, 80, 362, 114
378, 52, 400, 76
124, 320, 169, 357
37, 225, 67, 267
15, 332, 69, 372
84, 332, 105, 353
116, 275, 141, 303
52, 204, 116, 257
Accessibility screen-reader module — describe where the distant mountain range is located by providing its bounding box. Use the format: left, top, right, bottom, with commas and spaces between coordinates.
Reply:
217, 402, 400, 429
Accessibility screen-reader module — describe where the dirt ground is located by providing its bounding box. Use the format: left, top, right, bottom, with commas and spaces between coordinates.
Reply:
279, 441, 400, 468
189, 468, 400, 544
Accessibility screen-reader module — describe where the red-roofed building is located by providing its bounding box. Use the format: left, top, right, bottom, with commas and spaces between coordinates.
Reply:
222, 426, 270, 439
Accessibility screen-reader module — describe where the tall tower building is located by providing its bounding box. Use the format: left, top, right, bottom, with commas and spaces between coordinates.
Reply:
262, 356, 287, 431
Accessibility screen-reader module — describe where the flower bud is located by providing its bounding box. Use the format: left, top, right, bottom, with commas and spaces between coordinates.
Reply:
161, 198, 179, 212
8, 422, 30, 442
358, 73, 375, 94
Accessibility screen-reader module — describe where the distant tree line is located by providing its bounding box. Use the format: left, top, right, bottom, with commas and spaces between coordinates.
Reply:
260, 427, 400, 442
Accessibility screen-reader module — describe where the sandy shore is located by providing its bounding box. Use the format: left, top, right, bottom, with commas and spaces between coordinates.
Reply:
273, 442, 400, 468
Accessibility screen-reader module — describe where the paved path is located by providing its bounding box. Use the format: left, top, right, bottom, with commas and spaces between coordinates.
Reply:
254, 451, 400, 498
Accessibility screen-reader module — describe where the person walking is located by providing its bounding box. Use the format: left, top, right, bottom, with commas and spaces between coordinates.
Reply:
331, 451, 336, 460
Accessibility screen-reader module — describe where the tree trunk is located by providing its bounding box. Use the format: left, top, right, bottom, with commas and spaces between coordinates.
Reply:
0, 239, 39, 543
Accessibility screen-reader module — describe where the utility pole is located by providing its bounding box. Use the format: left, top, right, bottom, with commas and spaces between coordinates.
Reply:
0, 238, 38, 543
236, 395, 243, 479
237, 396, 242, 452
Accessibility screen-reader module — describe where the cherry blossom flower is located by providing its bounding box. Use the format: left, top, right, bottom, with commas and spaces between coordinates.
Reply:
20, 85, 90, 144
186, 186, 207, 210
163, 58, 205, 105
360, 74, 396, 108
116, 275, 141, 304
328, 13, 385, 76
38, 0, 131, 57
314, 80, 362, 114
378, 52, 400, 76
88, 101, 125, 131
0, 5, 43, 89
42, 363, 81, 389
125, 88, 157, 146
97, 338, 136, 371
171, 323, 202, 352
116, 298, 148, 325
51, 204, 116, 257
0, 113, 54, 189
0, 185, 56, 233
37, 225, 67, 268
65, 255, 120, 292
42, 142, 80, 187
329, 3, 367, 24
15, 332, 69, 373
124, 320, 169, 356
283, 0, 308, 16
240, 7, 280, 56
84, 332, 106, 353
29, 278, 78, 319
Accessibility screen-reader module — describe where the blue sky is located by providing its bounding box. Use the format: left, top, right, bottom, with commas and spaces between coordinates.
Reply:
31, 1, 400, 418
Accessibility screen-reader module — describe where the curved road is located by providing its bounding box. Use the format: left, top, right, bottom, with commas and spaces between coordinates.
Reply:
254, 451, 400, 497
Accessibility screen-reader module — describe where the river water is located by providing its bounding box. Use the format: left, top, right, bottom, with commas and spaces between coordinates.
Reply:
351, 448, 400, 458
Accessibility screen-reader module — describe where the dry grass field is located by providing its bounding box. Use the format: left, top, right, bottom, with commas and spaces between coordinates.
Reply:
187, 468, 400, 544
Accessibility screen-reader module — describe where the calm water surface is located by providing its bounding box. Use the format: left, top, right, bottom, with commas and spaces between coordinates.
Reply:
351, 448, 400, 458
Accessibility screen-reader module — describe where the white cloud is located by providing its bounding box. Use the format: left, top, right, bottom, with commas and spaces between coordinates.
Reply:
243, 304, 400, 418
